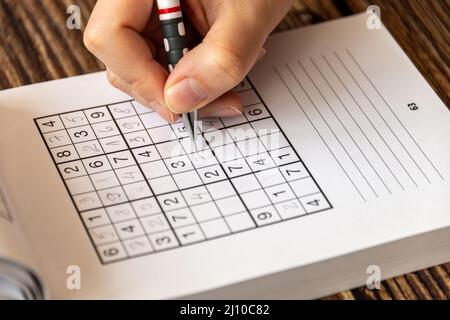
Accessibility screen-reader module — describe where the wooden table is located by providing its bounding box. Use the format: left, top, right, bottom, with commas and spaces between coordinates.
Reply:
0, 0, 448, 300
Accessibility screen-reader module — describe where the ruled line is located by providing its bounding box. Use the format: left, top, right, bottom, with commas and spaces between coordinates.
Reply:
296, 61, 379, 198
335, 51, 431, 184
273, 66, 367, 202
331, 52, 419, 187
320, 54, 405, 191
308, 57, 392, 194
346, 48, 444, 181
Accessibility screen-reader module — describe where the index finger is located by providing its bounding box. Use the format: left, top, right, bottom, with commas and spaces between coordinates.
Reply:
84, 0, 168, 108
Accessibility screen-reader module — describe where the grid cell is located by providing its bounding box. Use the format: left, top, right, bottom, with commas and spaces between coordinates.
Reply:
90, 170, 120, 190
123, 181, 153, 200
106, 203, 136, 223
141, 214, 171, 235
175, 225, 205, 245
58, 160, 87, 179
148, 230, 179, 251
109, 102, 136, 119
75, 140, 104, 158
67, 125, 97, 143
100, 136, 128, 153
61, 111, 89, 128
148, 125, 177, 143
244, 103, 270, 122
172, 170, 203, 190
81, 209, 110, 229
44, 130, 72, 148
226, 213, 256, 232
36, 116, 65, 133
115, 116, 144, 133
200, 218, 231, 239
132, 198, 161, 217
123, 236, 154, 256
98, 186, 128, 206
191, 202, 221, 222
66, 176, 95, 195
182, 186, 212, 206
85, 107, 112, 124
124, 131, 153, 149
149, 176, 178, 194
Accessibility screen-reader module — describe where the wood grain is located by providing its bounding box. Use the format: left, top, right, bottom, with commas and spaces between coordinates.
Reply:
0, 0, 448, 300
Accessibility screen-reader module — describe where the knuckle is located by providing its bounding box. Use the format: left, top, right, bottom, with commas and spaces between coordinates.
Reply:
106, 71, 122, 89
83, 24, 105, 53
212, 44, 248, 85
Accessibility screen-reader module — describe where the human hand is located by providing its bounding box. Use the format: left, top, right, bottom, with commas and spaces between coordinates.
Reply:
84, 0, 293, 123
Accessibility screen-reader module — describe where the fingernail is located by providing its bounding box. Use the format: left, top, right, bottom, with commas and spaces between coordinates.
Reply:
169, 113, 179, 124
147, 100, 178, 124
166, 78, 208, 113
209, 106, 243, 118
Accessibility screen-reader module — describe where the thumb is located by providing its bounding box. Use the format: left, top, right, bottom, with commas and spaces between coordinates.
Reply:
164, 13, 268, 114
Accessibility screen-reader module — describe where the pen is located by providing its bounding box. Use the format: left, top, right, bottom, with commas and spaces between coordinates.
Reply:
156, 0, 198, 149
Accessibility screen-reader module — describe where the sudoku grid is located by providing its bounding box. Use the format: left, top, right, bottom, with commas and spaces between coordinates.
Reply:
34, 79, 331, 264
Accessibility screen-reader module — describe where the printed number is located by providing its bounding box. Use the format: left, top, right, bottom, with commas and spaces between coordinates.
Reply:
89, 161, 104, 168
171, 161, 186, 169
91, 112, 105, 119
139, 151, 152, 157
74, 131, 88, 138
181, 231, 195, 239
253, 159, 266, 166
227, 166, 243, 173
248, 109, 262, 116
57, 150, 72, 158
155, 236, 171, 245
257, 212, 272, 220
113, 157, 128, 164
286, 169, 301, 176
307, 199, 320, 206
408, 103, 419, 111
121, 225, 135, 233
64, 166, 79, 174
171, 215, 187, 223
87, 215, 102, 223
204, 170, 219, 178
42, 121, 55, 127
103, 247, 119, 257
164, 197, 179, 206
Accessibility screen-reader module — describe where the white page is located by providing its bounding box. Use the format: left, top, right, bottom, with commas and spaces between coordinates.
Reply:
0, 180, 36, 270
0, 14, 448, 299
